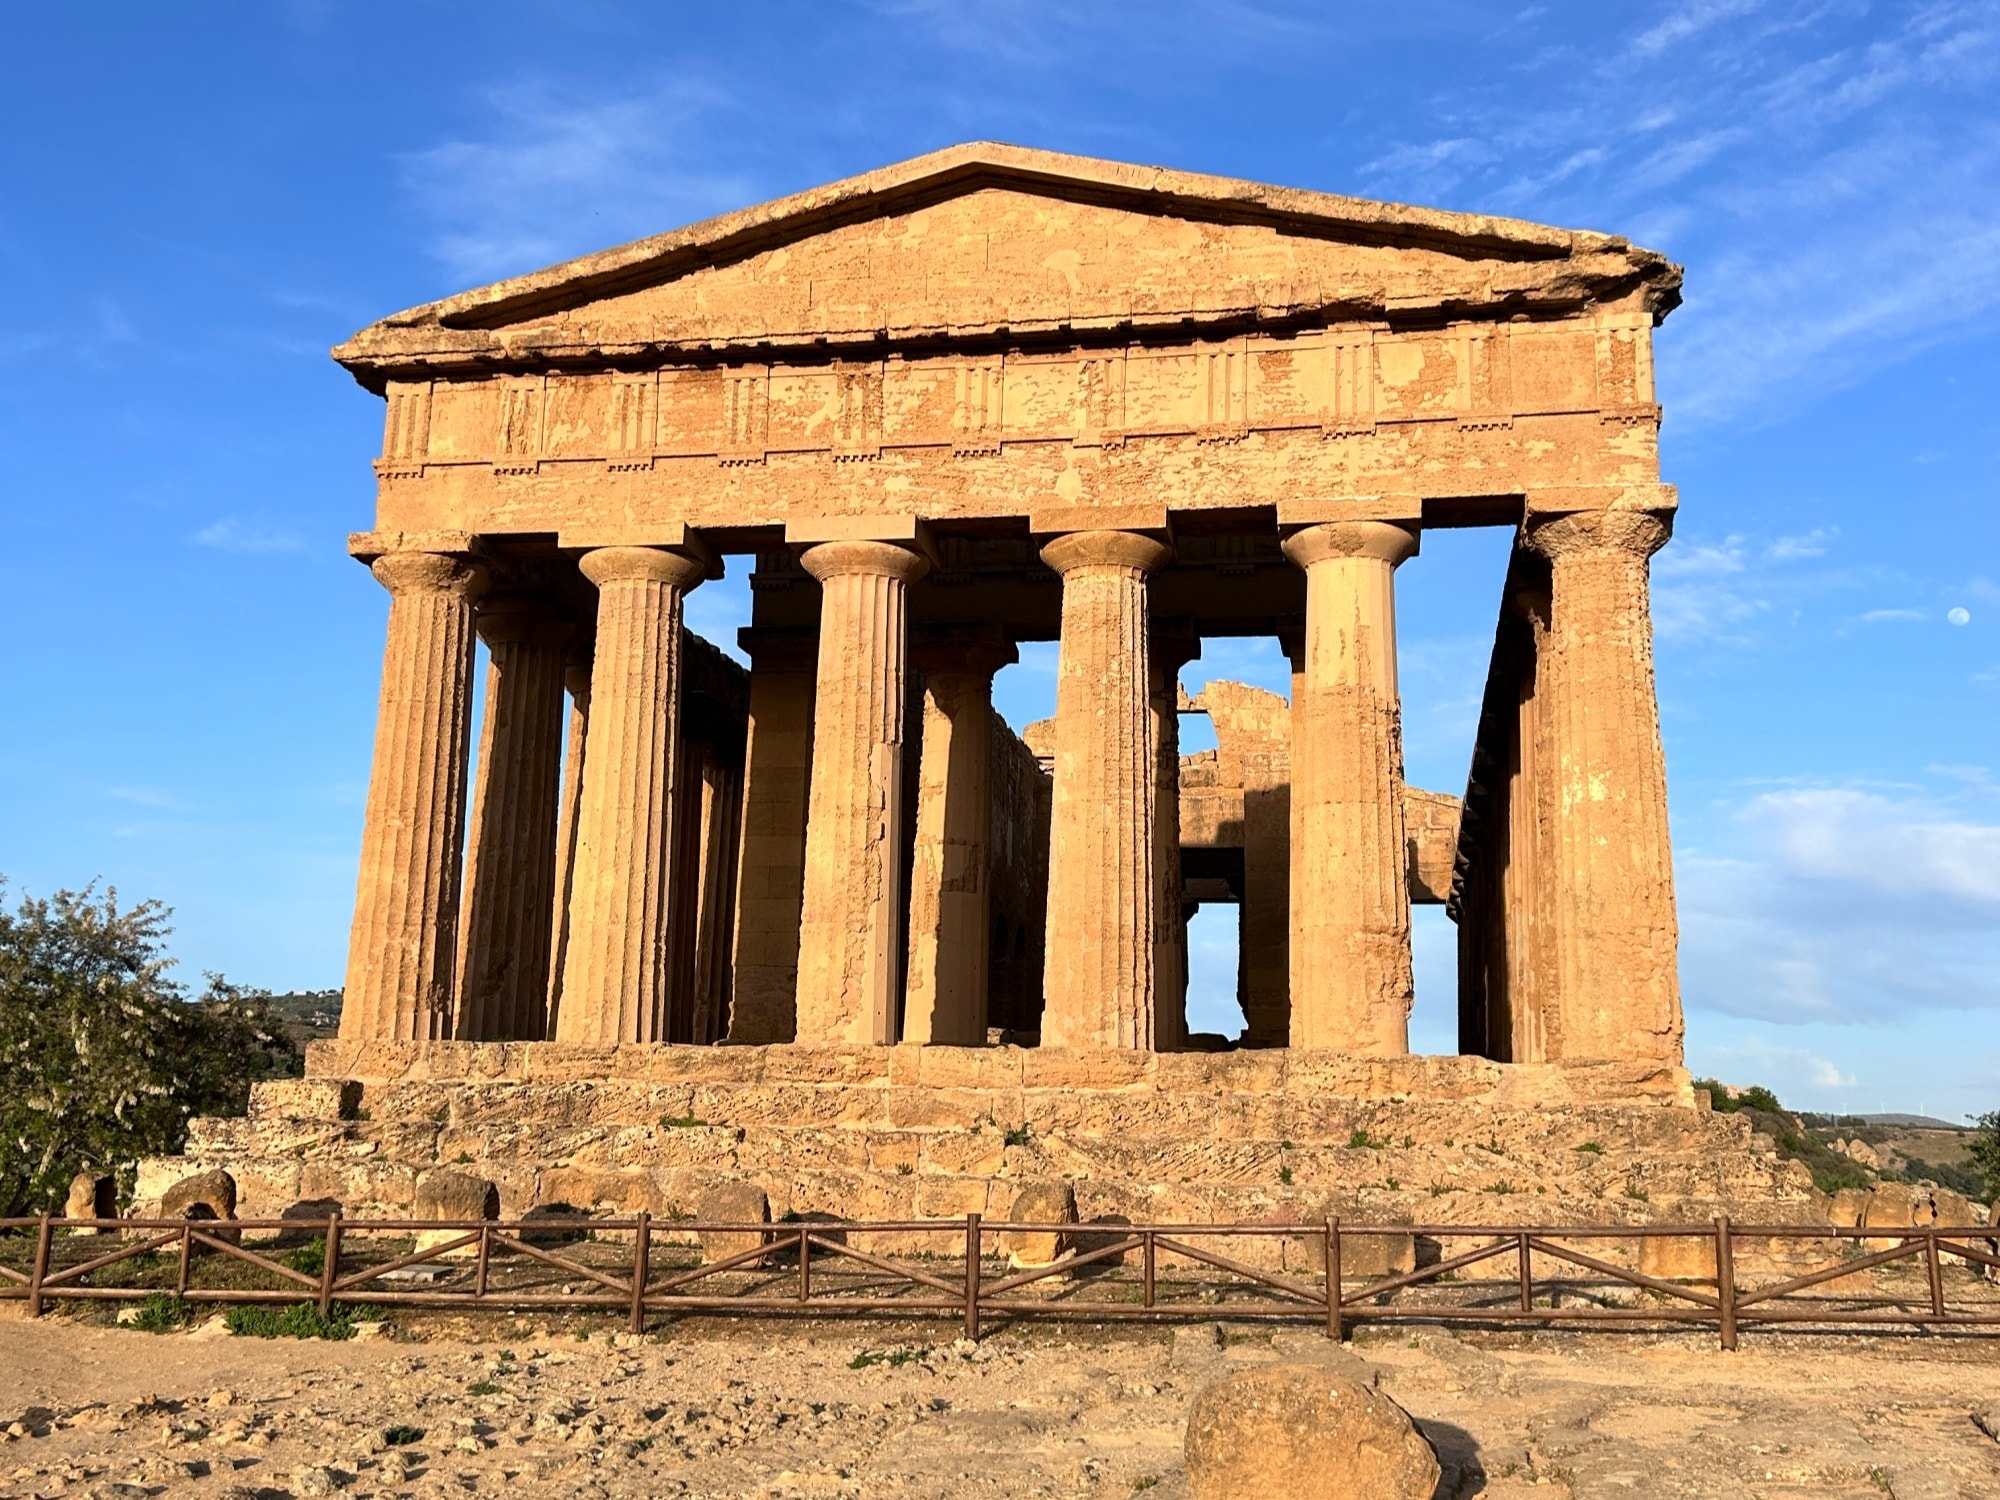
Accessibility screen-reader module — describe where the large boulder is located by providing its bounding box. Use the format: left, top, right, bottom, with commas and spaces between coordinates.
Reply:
696, 1180, 772, 1268
412, 1170, 499, 1258
159, 1168, 240, 1247
64, 1172, 115, 1232
1186, 1364, 1440, 1500
1001, 1181, 1077, 1270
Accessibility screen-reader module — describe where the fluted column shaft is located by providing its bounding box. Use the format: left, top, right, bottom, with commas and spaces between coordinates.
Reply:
1524, 511, 1682, 1063
554, 546, 708, 1045
341, 550, 485, 1042
544, 651, 591, 1035
456, 605, 571, 1041
1149, 630, 1200, 1051
1282, 521, 1418, 1054
904, 637, 1015, 1046
1040, 530, 1173, 1050
794, 541, 931, 1045
726, 630, 817, 1043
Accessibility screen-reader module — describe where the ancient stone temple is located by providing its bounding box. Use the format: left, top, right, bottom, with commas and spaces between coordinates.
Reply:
150, 147, 1808, 1242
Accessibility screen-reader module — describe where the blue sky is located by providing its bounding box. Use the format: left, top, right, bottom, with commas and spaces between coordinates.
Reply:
2, 2, 1995, 1118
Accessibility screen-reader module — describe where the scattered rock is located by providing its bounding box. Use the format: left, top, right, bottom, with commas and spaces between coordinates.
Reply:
696, 1180, 772, 1268
412, 1170, 499, 1257
1000, 1181, 1077, 1269
1185, 1364, 1440, 1500
160, 1169, 238, 1243
64, 1172, 116, 1229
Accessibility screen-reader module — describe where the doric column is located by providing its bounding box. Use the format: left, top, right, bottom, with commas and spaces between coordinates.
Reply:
1523, 510, 1681, 1063
904, 632, 1016, 1046
553, 544, 710, 1045
1039, 530, 1173, 1050
1149, 625, 1201, 1051
341, 549, 485, 1042
793, 540, 931, 1045
726, 628, 817, 1043
1281, 520, 1418, 1053
456, 600, 570, 1040
1503, 586, 1553, 1062
543, 647, 591, 1033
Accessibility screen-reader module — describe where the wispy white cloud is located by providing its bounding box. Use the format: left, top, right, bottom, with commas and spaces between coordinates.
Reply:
398, 79, 755, 285
194, 518, 308, 555
1679, 777, 2000, 1024
1859, 607, 1926, 623
1357, 2, 2000, 429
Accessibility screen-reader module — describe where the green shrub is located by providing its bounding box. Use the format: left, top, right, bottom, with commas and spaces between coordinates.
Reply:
129, 1292, 192, 1333
1969, 1112, 2000, 1202
383, 1425, 424, 1447
224, 1301, 363, 1340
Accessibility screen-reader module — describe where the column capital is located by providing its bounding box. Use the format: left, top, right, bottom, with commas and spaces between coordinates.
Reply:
1524, 509, 1671, 564
370, 549, 487, 601
1280, 520, 1419, 570
912, 626, 1018, 678
798, 538, 932, 585
737, 626, 820, 672
473, 594, 576, 650
1039, 529, 1173, 577
578, 545, 710, 592
1150, 616, 1203, 676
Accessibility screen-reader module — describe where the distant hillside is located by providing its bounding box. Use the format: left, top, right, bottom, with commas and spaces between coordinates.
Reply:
264, 988, 342, 1048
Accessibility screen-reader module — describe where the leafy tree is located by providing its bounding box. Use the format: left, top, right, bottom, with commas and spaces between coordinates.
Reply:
0, 882, 297, 1216
1969, 1111, 2000, 1203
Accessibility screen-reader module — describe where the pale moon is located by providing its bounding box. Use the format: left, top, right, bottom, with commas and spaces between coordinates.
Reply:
1948, 607, 1971, 626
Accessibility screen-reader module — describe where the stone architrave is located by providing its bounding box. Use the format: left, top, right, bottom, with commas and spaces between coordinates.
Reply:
456, 600, 571, 1041
904, 632, 1017, 1045
1040, 530, 1173, 1050
1281, 521, 1418, 1055
1523, 509, 1681, 1063
543, 647, 592, 1034
341, 550, 485, 1042
726, 628, 818, 1043
1149, 626, 1201, 1052
793, 540, 931, 1045
554, 545, 710, 1045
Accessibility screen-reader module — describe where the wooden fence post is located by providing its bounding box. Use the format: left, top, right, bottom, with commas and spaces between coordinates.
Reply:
630, 1213, 652, 1336
963, 1214, 981, 1341
1517, 1232, 1532, 1311
26, 1214, 53, 1319
1925, 1228, 1944, 1320
1326, 1216, 1342, 1341
1715, 1216, 1737, 1351
317, 1213, 342, 1318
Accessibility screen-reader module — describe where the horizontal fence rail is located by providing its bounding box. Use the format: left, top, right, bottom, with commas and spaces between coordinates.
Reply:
2, 1213, 1996, 1349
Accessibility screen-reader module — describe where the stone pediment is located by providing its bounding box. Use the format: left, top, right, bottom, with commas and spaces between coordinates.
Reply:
337, 143, 1680, 391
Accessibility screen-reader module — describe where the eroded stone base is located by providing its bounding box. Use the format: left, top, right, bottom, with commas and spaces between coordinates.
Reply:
134, 1042, 1840, 1275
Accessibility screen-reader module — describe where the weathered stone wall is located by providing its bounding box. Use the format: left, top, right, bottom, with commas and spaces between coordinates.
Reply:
138, 1042, 1843, 1271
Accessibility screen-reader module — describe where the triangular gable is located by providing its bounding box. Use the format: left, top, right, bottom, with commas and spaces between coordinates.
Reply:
337, 143, 1679, 389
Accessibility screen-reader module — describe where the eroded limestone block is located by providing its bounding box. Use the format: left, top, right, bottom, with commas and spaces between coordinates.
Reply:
161, 1169, 236, 1222
696, 1180, 772, 1267
1300, 1211, 1416, 1280
249, 1078, 362, 1122
64, 1172, 115, 1230
412, 1169, 499, 1257
1638, 1233, 1715, 1283
1001, 1180, 1078, 1269
1185, 1364, 1439, 1500
159, 1168, 240, 1246
1828, 1187, 1871, 1228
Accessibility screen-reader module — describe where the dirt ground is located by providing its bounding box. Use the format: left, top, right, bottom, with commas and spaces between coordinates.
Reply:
2, 1311, 1998, 1499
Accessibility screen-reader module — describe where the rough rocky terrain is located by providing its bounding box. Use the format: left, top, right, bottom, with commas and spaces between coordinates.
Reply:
3, 1313, 1997, 1499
